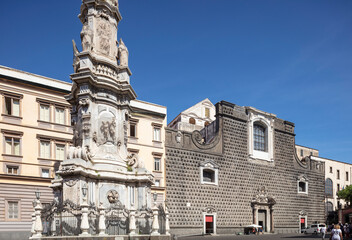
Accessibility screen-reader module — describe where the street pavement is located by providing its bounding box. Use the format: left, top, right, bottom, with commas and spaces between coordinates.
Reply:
178, 233, 331, 240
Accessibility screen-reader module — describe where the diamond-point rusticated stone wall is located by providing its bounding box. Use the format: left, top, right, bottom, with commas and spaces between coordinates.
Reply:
165, 100, 325, 235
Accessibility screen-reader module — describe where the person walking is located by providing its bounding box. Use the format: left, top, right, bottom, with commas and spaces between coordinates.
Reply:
321, 225, 326, 240
330, 224, 343, 240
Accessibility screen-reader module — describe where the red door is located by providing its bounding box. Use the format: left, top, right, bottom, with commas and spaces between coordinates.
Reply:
205, 215, 214, 234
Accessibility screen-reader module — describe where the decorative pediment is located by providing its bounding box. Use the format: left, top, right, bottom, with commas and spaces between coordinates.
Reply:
299, 210, 307, 216
296, 174, 309, 182
252, 186, 276, 205
199, 160, 219, 169
203, 205, 216, 214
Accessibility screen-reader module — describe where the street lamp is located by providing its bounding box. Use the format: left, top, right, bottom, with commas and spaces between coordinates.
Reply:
35, 189, 41, 200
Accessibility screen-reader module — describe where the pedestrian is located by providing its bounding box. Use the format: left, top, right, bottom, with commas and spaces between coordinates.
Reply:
330, 224, 343, 240
321, 225, 326, 240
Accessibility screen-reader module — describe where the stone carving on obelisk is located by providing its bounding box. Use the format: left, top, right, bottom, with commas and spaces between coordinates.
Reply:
52, 0, 154, 210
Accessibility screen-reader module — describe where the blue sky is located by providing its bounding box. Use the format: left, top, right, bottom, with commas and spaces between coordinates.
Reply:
0, 0, 351, 162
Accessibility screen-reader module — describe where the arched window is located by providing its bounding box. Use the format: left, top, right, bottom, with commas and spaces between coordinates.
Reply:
325, 178, 333, 196
253, 123, 266, 152
189, 117, 196, 124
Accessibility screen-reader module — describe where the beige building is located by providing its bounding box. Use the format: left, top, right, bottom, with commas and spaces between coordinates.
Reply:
312, 156, 352, 210
0, 65, 167, 238
129, 100, 167, 204
0, 65, 72, 238
296, 144, 352, 222
295, 144, 319, 159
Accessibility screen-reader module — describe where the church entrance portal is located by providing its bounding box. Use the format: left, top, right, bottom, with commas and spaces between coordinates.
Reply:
258, 210, 267, 232
251, 186, 276, 233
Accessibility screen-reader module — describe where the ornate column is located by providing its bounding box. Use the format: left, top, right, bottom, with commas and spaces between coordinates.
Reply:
33, 200, 43, 238
98, 203, 106, 236
253, 206, 258, 225
270, 207, 275, 233
151, 203, 160, 235
129, 203, 137, 235
165, 206, 170, 236
80, 201, 90, 236
266, 206, 270, 233
30, 212, 36, 237
80, 184, 90, 237
51, 212, 57, 236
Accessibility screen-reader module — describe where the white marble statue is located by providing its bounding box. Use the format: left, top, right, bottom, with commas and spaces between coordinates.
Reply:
118, 38, 128, 67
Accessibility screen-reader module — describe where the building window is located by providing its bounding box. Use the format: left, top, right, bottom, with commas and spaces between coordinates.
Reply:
39, 104, 50, 122
325, 178, 333, 196
55, 144, 65, 160
6, 165, 18, 175
153, 127, 161, 142
154, 180, 160, 187
253, 123, 266, 152
298, 181, 308, 194
189, 117, 196, 124
337, 170, 340, 180
200, 160, 219, 186
203, 169, 215, 183
4, 96, 20, 117
129, 124, 136, 137
337, 184, 341, 196
55, 107, 65, 124
41, 168, 50, 178
7, 201, 19, 219
40, 140, 51, 159
5, 136, 21, 155
247, 109, 274, 162
300, 149, 303, 157
310, 151, 313, 156
129, 118, 139, 138
154, 157, 161, 171
205, 108, 210, 118
330, 167, 333, 173
346, 172, 349, 182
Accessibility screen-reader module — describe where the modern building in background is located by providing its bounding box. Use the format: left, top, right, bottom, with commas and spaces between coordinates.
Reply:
165, 100, 325, 235
0, 65, 167, 238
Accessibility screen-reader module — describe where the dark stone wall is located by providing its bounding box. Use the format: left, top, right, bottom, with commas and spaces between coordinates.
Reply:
165, 101, 325, 235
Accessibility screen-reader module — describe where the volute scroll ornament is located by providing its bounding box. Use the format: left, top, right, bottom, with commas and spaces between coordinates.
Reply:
191, 130, 221, 150
126, 153, 145, 169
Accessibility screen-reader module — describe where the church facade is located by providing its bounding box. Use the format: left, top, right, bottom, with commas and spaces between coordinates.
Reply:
165, 100, 325, 235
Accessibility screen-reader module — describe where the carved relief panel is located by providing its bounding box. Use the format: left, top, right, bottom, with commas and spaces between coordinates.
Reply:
98, 111, 117, 145
96, 18, 112, 56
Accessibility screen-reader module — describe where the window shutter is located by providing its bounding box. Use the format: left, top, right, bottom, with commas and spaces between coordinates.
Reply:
5, 138, 12, 154
12, 99, 20, 116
